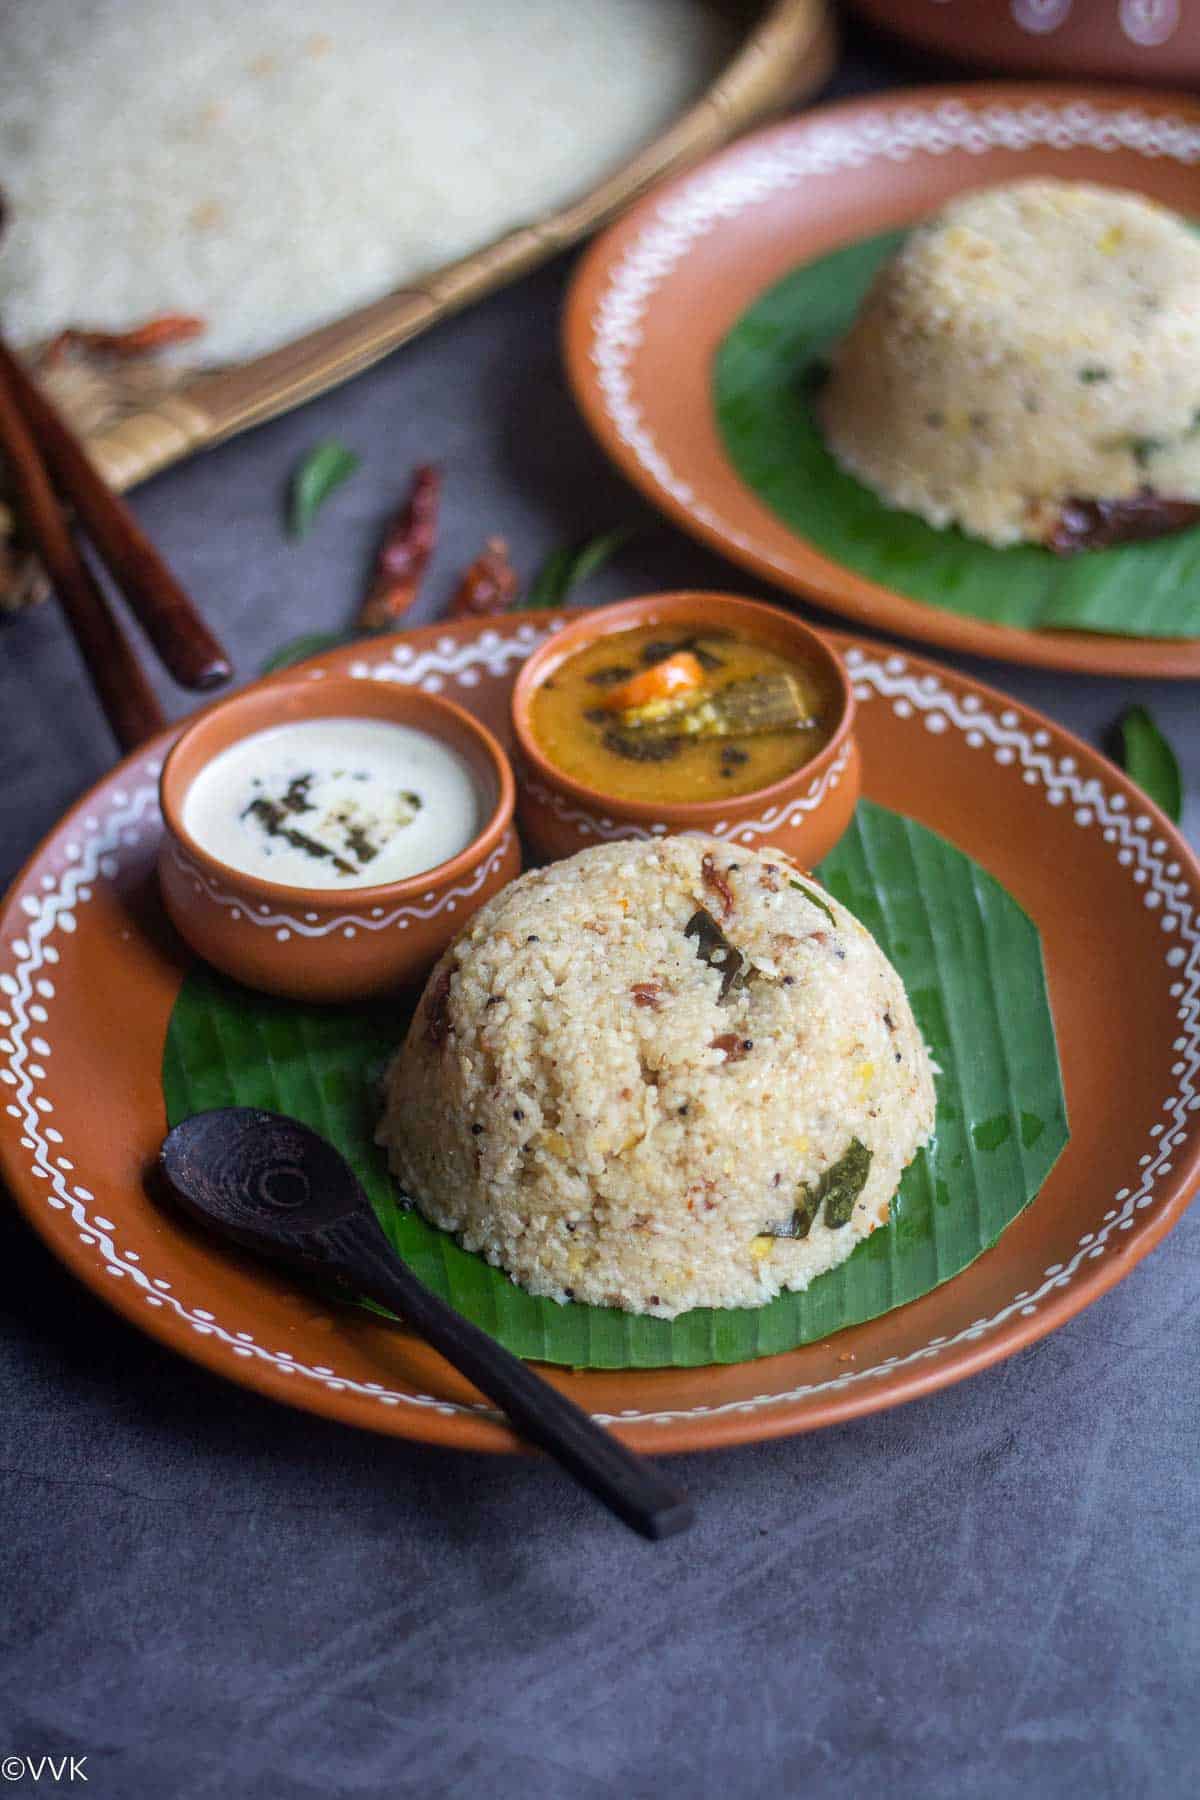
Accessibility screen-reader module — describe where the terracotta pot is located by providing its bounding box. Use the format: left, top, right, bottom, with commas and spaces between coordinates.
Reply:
158, 675, 519, 1001
852, 0, 1200, 85
511, 592, 859, 866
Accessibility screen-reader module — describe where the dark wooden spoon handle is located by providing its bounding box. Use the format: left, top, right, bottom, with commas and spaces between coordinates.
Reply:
157, 1109, 694, 1540
330, 1214, 694, 1541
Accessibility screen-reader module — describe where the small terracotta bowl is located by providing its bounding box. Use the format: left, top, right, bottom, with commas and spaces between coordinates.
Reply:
158, 675, 520, 1001
511, 591, 859, 865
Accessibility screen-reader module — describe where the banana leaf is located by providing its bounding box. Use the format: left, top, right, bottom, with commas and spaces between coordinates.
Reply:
162, 802, 1068, 1367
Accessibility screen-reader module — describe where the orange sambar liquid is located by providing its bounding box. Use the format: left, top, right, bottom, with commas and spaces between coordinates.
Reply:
530, 624, 833, 805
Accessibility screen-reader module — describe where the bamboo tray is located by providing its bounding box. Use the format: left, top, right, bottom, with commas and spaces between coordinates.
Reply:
2, 0, 833, 610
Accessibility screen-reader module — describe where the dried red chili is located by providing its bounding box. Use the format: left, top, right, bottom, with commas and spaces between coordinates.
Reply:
447, 536, 519, 619
423, 962, 456, 1048
44, 314, 206, 364
357, 464, 441, 630
700, 852, 735, 920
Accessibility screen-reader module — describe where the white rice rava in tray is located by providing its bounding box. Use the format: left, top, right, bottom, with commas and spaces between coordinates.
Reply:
1, 0, 737, 364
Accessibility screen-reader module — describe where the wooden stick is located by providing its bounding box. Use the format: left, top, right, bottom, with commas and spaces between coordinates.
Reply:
0, 356, 166, 752
0, 337, 232, 692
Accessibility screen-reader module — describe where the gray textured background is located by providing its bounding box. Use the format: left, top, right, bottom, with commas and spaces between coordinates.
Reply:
1, 28, 1198, 1800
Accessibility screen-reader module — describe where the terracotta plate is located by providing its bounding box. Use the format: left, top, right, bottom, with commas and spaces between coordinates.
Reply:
564, 83, 1200, 679
1, 613, 1198, 1454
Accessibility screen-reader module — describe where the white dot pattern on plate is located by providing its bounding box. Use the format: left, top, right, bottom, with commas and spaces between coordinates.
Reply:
0, 631, 1197, 1430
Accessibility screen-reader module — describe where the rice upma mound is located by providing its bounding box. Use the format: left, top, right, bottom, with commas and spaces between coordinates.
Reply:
377, 837, 934, 1319
819, 180, 1200, 549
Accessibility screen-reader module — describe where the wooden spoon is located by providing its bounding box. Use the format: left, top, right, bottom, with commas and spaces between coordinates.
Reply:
159, 1108, 694, 1540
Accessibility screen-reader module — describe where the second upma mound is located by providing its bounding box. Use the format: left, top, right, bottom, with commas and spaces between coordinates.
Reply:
820, 180, 1200, 549
377, 837, 934, 1318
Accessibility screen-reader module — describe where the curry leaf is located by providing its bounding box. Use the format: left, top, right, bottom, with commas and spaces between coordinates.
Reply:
761, 1186, 822, 1241
519, 527, 635, 609
816, 1138, 873, 1229
1115, 706, 1183, 821
288, 441, 361, 540
762, 1139, 873, 1238
684, 907, 748, 1003
260, 631, 358, 675
790, 878, 837, 927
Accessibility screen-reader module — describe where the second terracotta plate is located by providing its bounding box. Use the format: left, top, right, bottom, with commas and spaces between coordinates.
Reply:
564, 83, 1200, 678
1, 612, 1198, 1453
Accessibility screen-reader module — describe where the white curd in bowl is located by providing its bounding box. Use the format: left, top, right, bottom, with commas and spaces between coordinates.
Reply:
181, 717, 486, 889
